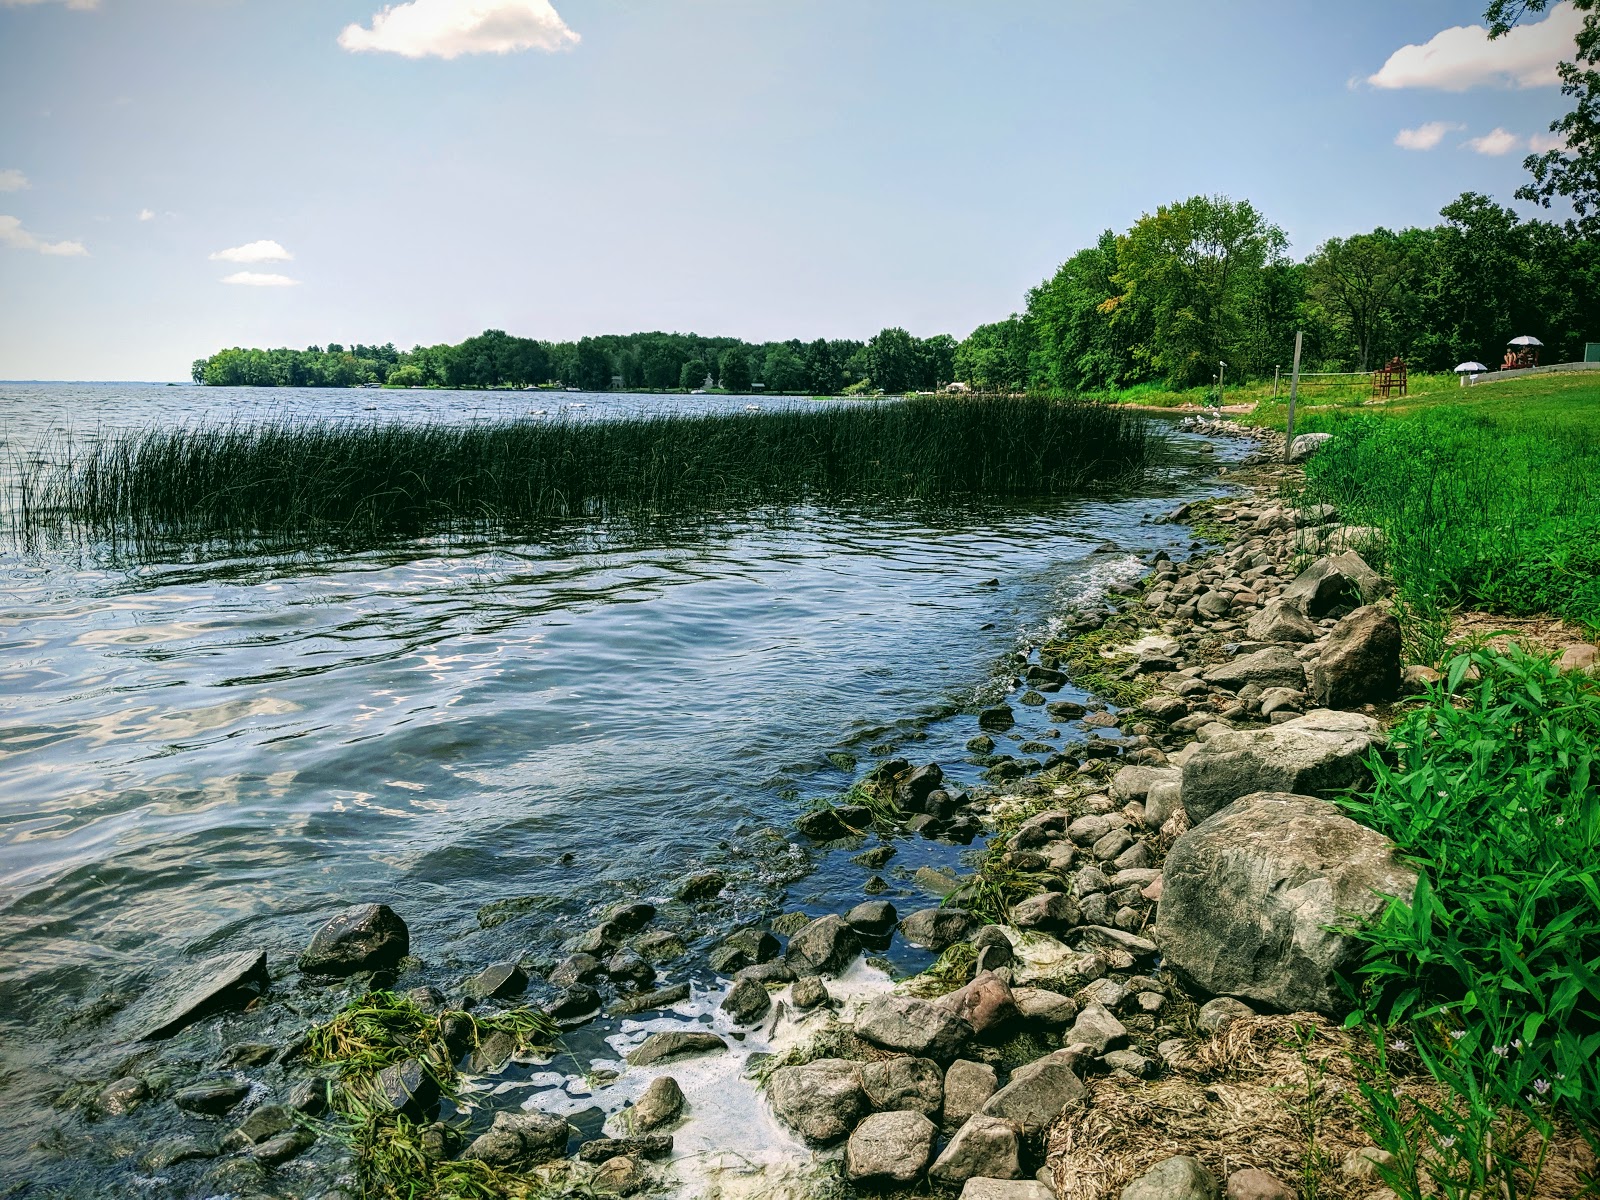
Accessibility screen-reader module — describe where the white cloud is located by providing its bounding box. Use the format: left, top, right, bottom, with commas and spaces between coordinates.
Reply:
339, 0, 579, 59
221, 271, 298, 287
1395, 121, 1463, 150
0, 0, 101, 8
0, 214, 88, 256
137, 208, 155, 221
0, 168, 29, 192
1369, 1, 1583, 90
1530, 131, 1571, 152
209, 238, 292, 263
1468, 128, 1522, 155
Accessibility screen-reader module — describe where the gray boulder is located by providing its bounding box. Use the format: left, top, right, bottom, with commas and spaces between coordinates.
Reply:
784, 914, 861, 976
856, 993, 974, 1059
845, 1110, 938, 1184
861, 1056, 944, 1116
300, 903, 409, 976
1011, 891, 1079, 931
1111, 765, 1182, 805
1282, 551, 1389, 618
935, 970, 1018, 1034
980, 1055, 1086, 1135
1202, 647, 1306, 692
1067, 1003, 1127, 1053
720, 977, 771, 1025
845, 900, 899, 936
1311, 605, 1401, 708
1156, 792, 1418, 1013
930, 1114, 1021, 1184
461, 1111, 571, 1166
767, 1059, 866, 1145
125, 950, 270, 1040
942, 1059, 998, 1130
1289, 432, 1332, 462
628, 1076, 684, 1131
1245, 598, 1317, 644
1012, 987, 1077, 1026
1180, 709, 1387, 823
1121, 1154, 1218, 1200
898, 907, 976, 951
626, 1031, 726, 1067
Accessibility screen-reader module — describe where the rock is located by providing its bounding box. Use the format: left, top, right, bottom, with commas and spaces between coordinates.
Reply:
845, 900, 899, 936
1197, 591, 1233, 619
223, 1103, 295, 1149
1140, 694, 1189, 722
1121, 1155, 1218, 1200
847, 1110, 938, 1184
1289, 432, 1332, 461
174, 1079, 250, 1115
142, 1137, 220, 1170
1202, 646, 1307, 692
854, 844, 897, 868
1157, 792, 1418, 1013
784, 914, 861, 976
97, 1076, 148, 1115
1342, 1147, 1397, 1181
898, 907, 975, 951
930, 1114, 1021, 1184
1111, 766, 1182, 805
1102, 1049, 1153, 1076
1012, 987, 1077, 1026
408, 985, 447, 1010
1076, 924, 1158, 961
1011, 891, 1080, 931
1559, 643, 1599, 674
961, 1182, 1056, 1200
791, 975, 830, 1009
676, 870, 726, 901
981, 1056, 1086, 1134
1180, 709, 1388, 823
857, 993, 974, 1058
1257, 686, 1303, 717
1079, 978, 1127, 1010
552, 953, 603, 987
468, 961, 527, 1000
374, 1059, 438, 1119
936, 971, 1018, 1034
606, 902, 657, 933
462, 1110, 571, 1166
720, 977, 771, 1025
125, 949, 271, 1040
861, 1056, 944, 1116
627, 1031, 726, 1067
942, 1059, 998, 1130
1401, 664, 1442, 694
576, 921, 625, 954
606, 949, 655, 988
796, 808, 856, 840
979, 705, 1016, 731
593, 1155, 646, 1195
609, 982, 690, 1017
1067, 1003, 1127, 1053
897, 763, 947, 809
1046, 699, 1087, 720
290, 1075, 330, 1115
1282, 551, 1389, 618
1312, 605, 1401, 708
1226, 1167, 1295, 1200
470, 1027, 517, 1072
579, 1135, 673, 1162
300, 904, 409, 977
629, 1076, 685, 1131
736, 961, 795, 986
914, 866, 963, 897
546, 983, 602, 1022
768, 1059, 866, 1144
1245, 597, 1317, 643
1197, 997, 1255, 1034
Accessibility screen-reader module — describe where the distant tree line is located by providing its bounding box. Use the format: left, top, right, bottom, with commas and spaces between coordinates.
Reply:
195, 191, 1600, 393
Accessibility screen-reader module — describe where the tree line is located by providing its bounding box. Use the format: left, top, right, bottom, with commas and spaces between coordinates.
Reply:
195, 191, 1600, 394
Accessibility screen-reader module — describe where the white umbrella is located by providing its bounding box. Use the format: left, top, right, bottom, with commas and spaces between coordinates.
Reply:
1509, 335, 1544, 346
1454, 362, 1489, 373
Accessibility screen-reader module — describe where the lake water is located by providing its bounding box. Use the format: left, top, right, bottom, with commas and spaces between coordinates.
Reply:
0, 383, 1241, 1194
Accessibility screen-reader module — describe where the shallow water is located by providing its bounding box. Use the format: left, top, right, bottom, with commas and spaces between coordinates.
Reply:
0, 383, 1241, 1193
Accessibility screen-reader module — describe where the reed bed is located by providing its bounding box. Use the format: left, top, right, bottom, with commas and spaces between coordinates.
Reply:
9, 396, 1155, 552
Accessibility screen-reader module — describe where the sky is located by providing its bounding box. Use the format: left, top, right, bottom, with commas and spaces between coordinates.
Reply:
0, 0, 1585, 380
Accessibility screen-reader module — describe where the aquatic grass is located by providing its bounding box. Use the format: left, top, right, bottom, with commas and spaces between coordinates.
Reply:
10, 395, 1157, 553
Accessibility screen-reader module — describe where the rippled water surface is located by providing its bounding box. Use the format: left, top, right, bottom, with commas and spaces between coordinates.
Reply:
0, 383, 1239, 1189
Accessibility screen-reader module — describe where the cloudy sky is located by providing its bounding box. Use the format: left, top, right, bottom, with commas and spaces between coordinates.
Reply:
0, 0, 1583, 380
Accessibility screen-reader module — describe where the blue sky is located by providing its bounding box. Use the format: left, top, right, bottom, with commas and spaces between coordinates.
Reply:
0, 0, 1582, 380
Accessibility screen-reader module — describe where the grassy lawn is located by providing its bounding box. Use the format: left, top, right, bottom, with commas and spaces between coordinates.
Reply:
1099, 371, 1466, 410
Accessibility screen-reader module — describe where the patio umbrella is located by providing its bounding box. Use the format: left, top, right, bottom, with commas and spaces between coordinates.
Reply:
1508, 335, 1544, 346
1454, 362, 1489, 373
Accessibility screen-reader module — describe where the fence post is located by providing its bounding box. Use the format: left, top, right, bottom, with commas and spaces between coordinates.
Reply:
1273, 364, 1280, 400
1285, 331, 1303, 464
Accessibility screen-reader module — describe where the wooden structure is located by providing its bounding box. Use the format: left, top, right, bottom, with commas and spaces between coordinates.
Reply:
1371, 357, 1408, 399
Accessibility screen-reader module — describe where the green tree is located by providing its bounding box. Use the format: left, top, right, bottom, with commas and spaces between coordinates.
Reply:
866, 327, 917, 393
679, 358, 709, 390
955, 316, 1033, 391
717, 347, 753, 392
761, 342, 807, 392
1025, 231, 1138, 392
802, 339, 840, 394
1305, 230, 1409, 370
574, 338, 613, 390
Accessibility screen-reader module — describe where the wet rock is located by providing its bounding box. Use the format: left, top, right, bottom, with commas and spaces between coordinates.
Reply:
1180, 709, 1388, 823
1157, 792, 1417, 1013
407, 985, 447, 1011
1226, 1167, 1295, 1200
1121, 1154, 1218, 1200
846, 1110, 938, 1184
791, 975, 830, 1010
579, 1134, 673, 1162
593, 1155, 646, 1195
300, 904, 409, 977
545, 983, 602, 1023
468, 961, 527, 1000
864, 874, 890, 894
768, 1058, 867, 1145
290, 1075, 330, 1116
1311, 605, 1401, 708
1282, 551, 1389, 617
97, 1076, 149, 1115
174, 1079, 250, 1115
1246, 597, 1317, 643
973, 925, 1015, 974
142, 1137, 220, 1170
720, 977, 771, 1025
577, 921, 625, 955
979, 705, 1016, 731
930, 1114, 1021, 1184
550, 953, 602, 987
1197, 996, 1255, 1034
942, 1059, 998, 1130
217, 1041, 276, 1068
796, 808, 856, 840
606, 902, 656, 933
626, 1030, 726, 1067
735, 961, 795, 986
628, 1075, 684, 1131
784, 914, 861, 976
860, 1056, 944, 1116
254, 1128, 315, 1166
897, 763, 946, 810
856, 993, 974, 1059
462, 1110, 571, 1166
125, 949, 271, 1040
1012, 987, 1077, 1026
222, 1103, 295, 1150
913, 866, 962, 897
606, 949, 655, 989
845, 900, 898, 936
471, 1027, 518, 1072
1068, 1003, 1127, 1053
966, 734, 997, 754
898, 906, 975, 951
374, 1059, 438, 1119
634, 930, 686, 962
1046, 699, 1087, 720
1011, 891, 1080, 931
676, 870, 727, 901
936, 970, 1018, 1035
854, 844, 897, 868
1202, 646, 1307, 692
982, 1052, 1087, 1135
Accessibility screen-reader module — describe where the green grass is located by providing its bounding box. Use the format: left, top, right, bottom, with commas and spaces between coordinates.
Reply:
1099, 372, 1463, 410
1250, 374, 1600, 634
10, 395, 1155, 552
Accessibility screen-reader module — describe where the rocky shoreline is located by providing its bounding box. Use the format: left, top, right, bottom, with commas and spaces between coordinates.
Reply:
27, 420, 1489, 1200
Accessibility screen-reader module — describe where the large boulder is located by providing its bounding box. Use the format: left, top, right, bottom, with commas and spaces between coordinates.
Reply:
1121, 1154, 1218, 1200
1202, 647, 1306, 692
898, 907, 975, 951
856, 994, 974, 1059
929, 1114, 1021, 1184
1245, 598, 1317, 644
784, 915, 861, 976
861, 1057, 944, 1117
768, 1059, 866, 1145
845, 1110, 938, 1184
125, 950, 270, 1041
1282, 551, 1389, 618
1311, 605, 1401, 708
942, 1059, 998, 1131
1289, 432, 1333, 462
1155, 792, 1418, 1013
1180, 709, 1387, 823
980, 1053, 1086, 1135
461, 1111, 571, 1166
935, 970, 1018, 1035
626, 1031, 725, 1067
300, 903, 409, 976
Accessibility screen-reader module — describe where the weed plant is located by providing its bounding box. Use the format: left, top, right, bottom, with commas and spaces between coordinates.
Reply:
10, 395, 1154, 552
1339, 648, 1600, 1196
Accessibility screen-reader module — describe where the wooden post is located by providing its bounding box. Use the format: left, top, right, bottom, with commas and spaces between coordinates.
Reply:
1273, 364, 1280, 400
1285, 331, 1303, 464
